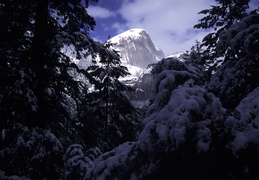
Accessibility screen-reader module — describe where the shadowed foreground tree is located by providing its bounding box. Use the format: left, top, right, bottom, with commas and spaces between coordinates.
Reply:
80, 42, 141, 151
0, 0, 133, 179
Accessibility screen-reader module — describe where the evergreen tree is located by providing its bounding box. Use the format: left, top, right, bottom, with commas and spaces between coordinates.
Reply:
185, 40, 217, 81
187, 40, 203, 66
81, 42, 141, 150
0, 0, 120, 178
208, 13, 259, 110
0, 0, 99, 139
186, 41, 206, 71
194, 0, 251, 75
0, 0, 36, 129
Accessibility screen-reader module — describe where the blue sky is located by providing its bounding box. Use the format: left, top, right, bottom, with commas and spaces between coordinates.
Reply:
87, 0, 258, 55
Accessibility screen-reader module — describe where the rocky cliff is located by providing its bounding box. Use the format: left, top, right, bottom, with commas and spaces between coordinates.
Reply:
108, 29, 164, 69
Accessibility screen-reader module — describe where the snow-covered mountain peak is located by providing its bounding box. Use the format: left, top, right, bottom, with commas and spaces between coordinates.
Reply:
109, 29, 146, 44
108, 29, 164, 70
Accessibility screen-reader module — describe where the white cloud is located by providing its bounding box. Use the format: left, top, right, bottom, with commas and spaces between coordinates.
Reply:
115, 0, 215, 55
88, 6, 115, 19
112, 22, 128, 33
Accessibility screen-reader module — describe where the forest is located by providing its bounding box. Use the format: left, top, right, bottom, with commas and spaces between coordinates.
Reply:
0, 0, 258, 179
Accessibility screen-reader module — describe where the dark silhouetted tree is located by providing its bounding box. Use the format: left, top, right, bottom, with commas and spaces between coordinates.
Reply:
0, 0, 118, 178
81, 42, 141, 151
194, 0, 251, 76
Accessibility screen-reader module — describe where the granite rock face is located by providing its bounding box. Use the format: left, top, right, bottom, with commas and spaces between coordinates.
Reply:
108, 29, 165, 104
109, 29, 164, 69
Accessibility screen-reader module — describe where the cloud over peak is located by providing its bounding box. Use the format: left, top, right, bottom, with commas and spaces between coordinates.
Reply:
88, 0, 215, 55
87, 6, 115, 19
116, 0, 215, 55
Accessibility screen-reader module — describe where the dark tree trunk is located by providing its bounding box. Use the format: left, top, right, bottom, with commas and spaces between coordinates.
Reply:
31, 0, 48, 67
30, 0, 49, 127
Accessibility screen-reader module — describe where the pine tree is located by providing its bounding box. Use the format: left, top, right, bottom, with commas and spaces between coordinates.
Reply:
0, 0, 118, 178
0, 0, 99, 134
0, 0, 36, 128
81, 42, 141, 150
186, 40, 205, 69
194, 0, 251, 75
28, 0, 99, 129
208, 12, 259, 109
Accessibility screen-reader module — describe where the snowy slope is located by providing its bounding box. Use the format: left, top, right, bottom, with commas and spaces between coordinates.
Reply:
108, 29, 164, 70
165, 51, 189, 62
109, 29, 145, 45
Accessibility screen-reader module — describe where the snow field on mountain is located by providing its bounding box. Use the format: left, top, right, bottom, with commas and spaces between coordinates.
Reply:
108, 29, 146, 44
